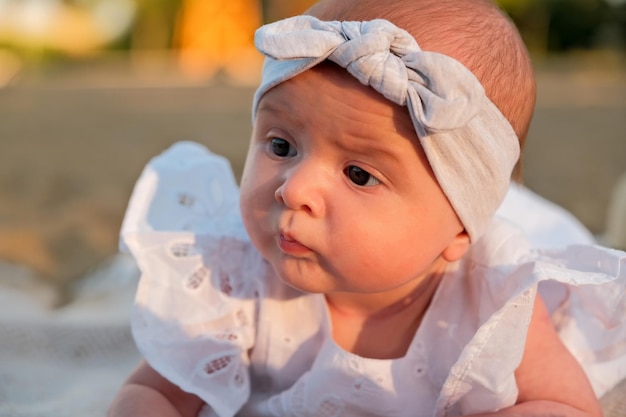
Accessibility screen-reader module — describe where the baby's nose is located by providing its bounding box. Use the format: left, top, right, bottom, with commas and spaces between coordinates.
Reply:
274, 161, 326, 217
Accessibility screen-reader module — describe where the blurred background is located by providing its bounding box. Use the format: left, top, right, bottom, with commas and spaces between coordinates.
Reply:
0, 0, 624, 292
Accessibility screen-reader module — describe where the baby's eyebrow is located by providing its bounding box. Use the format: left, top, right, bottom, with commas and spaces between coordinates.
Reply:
257, 99, 303, 123
256, 99, 291, 117
256, 100, 280, 114
334, 133, 404, 166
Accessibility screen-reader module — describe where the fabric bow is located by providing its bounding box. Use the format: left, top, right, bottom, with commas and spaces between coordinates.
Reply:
254, 15, 485, 132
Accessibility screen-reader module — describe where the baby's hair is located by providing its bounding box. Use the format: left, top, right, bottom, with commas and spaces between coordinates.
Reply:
307, 0, 536, 180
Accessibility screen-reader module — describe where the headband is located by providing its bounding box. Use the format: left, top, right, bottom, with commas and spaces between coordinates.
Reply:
252, 15, 520, 241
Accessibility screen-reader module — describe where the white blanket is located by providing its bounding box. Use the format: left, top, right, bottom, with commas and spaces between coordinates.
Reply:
0, 255, 140, 417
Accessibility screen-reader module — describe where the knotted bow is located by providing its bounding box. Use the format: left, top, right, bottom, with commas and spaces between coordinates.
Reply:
255, 16, 484, 132
252, 15, 520, 241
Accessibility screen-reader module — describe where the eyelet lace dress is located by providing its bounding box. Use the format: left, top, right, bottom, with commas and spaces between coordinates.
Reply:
121, 142, 626, 417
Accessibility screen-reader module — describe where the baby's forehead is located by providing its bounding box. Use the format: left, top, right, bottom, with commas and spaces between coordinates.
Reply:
256, 63, 421, 154
258, 61, 415, 129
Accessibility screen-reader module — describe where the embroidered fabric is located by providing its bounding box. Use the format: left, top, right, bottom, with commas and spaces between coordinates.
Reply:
121, 142, 626, 417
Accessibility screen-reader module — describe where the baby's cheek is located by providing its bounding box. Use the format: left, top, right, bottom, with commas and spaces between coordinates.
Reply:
239, 191, 260, 230
239, 177, 275, 249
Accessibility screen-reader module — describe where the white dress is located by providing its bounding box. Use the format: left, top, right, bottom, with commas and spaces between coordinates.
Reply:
121, 142, 626, 417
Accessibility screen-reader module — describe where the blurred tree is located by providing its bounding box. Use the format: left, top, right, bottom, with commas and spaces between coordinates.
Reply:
497, 0, 615, 52
496, 0, 550, 53
596, 0, 625, 48
171, 0, 319, 84
0, 0, 136, 55
546, 0, 610, 50
129, 0, 181, 49
173, 0, 263, 84
619, 1, 626, 46
262, 0, 316, 23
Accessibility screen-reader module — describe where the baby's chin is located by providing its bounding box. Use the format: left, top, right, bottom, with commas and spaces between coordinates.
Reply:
266, 257, 335, 294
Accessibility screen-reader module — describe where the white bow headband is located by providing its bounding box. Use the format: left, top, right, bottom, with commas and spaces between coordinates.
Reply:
252, 15, 520, 241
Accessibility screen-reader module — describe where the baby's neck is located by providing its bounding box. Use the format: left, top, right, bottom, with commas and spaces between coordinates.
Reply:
325, 268, 444, 360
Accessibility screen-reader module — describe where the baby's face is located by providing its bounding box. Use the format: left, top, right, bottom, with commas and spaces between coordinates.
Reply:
240, 63, 465, 298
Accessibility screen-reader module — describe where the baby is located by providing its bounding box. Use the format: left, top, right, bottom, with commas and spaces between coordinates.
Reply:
109, 0, 626, 416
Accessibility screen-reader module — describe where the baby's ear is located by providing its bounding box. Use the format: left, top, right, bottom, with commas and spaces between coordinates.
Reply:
441, 231, 470, 262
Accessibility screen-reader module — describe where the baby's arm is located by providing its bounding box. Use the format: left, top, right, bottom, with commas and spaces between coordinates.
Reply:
108, 360, 205, 417
460, 295, 603, 417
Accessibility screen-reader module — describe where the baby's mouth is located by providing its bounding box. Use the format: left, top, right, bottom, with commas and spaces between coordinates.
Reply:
277, 233, 311, 256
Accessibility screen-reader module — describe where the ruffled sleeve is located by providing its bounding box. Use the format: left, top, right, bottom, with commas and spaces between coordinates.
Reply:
431, 219, 626, 416
120, 142, 265, 417
539, 244, 626, 397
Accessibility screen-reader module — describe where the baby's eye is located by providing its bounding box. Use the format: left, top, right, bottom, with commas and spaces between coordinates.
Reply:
270, 138, 297, 158
344, 166, 381, 187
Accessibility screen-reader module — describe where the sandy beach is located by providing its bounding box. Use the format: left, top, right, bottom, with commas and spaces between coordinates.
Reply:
0, 51, 624, 286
